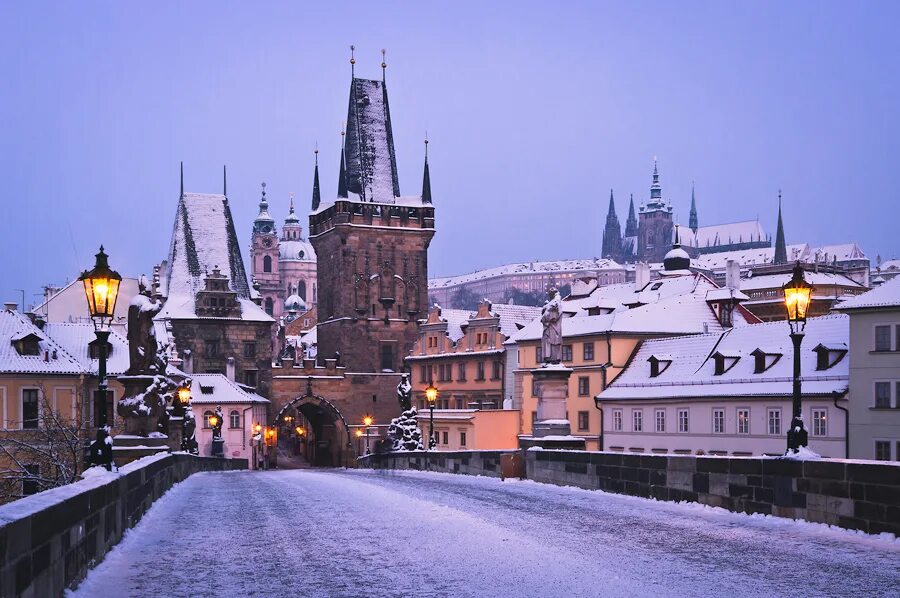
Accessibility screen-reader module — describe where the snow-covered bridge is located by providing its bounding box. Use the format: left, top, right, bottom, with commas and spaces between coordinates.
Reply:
72, 469, 899, 597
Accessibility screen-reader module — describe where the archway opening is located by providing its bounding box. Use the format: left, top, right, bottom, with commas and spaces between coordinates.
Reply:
275, 395, 352, 468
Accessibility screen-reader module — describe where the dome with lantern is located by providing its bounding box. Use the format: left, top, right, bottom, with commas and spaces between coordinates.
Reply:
662, 225, 693, 276
284, 294, 307, 312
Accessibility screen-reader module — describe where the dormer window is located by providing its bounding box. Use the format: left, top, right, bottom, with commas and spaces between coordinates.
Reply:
648, 355, 673, 378
813, 343, 848, 371
12, 332, 41, 356
750, 348, 782, 374
712, 351, 740, 375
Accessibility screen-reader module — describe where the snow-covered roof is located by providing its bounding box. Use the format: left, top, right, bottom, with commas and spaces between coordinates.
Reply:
739, 270, 865, 293
686, 220, 767, 249
694, 244, 808, 271
278, 239, 316, 262
344, 77, 400, 203
599, 314, 849, 400
429, 258, 624, 289
878, 258, 900, 272
808, 243, 867, 262
0, 310, 86, 375
835, 275, 900, 310
512, 273, 757, 342
188, 373, 269, 405
433, 304, 542, 342
42, 323, 129, 376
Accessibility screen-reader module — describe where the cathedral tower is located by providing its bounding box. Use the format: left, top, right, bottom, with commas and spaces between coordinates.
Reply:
309, 71, 435, 373
601, 189, 622, 261
637, 160, 674, 264
250, 183, 281, 317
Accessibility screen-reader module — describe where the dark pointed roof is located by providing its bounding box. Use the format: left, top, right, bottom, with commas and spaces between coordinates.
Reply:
774, 191, 787, 264
343, 77, 400, 202
337, 146, 348, 199
625, 194, 638, 237
421, 155, 432, 205
645, 159, 669, 212
605, 189, 618, 224
689, 183, 699, 233
311, 156, 322, 211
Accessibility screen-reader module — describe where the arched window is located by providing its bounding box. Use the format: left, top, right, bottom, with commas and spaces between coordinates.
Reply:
229, 410, 241, 429
264, 297, 274, 316
298, 280, 307, 300
203, 411, 214, 428
263, 255, 272, 273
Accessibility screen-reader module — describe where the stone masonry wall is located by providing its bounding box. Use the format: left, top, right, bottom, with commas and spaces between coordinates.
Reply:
0, 454, 247, 598
358, 450, 900, 536
358, 451, 507, 477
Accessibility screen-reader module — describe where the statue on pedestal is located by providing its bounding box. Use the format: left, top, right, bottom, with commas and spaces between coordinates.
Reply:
540, 288, 563, 364
126, 276, 161, 375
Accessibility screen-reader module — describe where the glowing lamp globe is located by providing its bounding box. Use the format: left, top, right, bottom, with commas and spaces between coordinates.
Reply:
177, 384, 191, 404
79, 246, 122, 329
363, 415, 374, 427
425, 385, 439, 405
783, 263, 813, 334
209, 415, 219, 428
355, 429, 364, 438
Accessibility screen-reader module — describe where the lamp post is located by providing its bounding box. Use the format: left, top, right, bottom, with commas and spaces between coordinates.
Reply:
173, 381, 190, 418
425, 384, 438, 450
79, 246, 122, 471
355, 428, 364, 456
783, 262, 813, 454
362, 415, 373, 454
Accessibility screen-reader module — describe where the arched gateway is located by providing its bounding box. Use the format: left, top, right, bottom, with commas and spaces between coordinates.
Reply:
274, 394, 354, 467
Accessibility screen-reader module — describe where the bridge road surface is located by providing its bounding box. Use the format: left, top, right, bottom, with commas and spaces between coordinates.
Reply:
69, 469, 900, 598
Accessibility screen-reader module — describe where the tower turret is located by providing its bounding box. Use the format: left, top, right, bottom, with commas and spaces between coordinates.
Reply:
689, 182, 699, 234
774, 190, 787, 264
252, 182, 276, 235
624, 193, 638, 237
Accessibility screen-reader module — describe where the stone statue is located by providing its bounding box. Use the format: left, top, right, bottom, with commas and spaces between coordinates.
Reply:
540, 288, 563, 364
126, 276, 162, 375
212, 405, 224, 440
396, 372, 412, 412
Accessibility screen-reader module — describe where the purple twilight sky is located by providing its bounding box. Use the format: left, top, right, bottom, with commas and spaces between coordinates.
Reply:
1, 1, 898, 307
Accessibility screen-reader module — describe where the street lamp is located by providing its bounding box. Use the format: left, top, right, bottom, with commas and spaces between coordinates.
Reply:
173, 380, 190, 418
783, 262, 813, 454
425, 384, 438, 450
79, 246, 122, 471
362, 415, 373, 454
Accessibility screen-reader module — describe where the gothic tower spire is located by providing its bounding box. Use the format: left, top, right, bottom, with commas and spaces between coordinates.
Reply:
689, 182, 698, 234
180, 161, 184, 198
625, 193, 638, 237
311, 147, 322, 211
774, 190, 787, 264
421, 134, 432, 205
223, 165, 227, 197
601, 189, 622, 261
337, 126, 348, 198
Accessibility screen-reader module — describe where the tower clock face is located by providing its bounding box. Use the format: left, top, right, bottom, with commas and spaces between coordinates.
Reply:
262, 238, 273, 248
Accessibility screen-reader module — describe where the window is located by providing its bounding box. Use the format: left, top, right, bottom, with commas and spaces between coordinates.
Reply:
531, 378, 538, 397
577, 411, 589, 431
22, 464, 40, 496
655, 409, 666, 433
298, 280, 307, 300
203, 411, 214, 428
420, 365, 427, 383
612, 409, 623, 432
875, 382, 891, 408
768, 409, 781, 435
677, 409, 689, 433
442, 431, 448, 444
455, 397, 464, 409
875, 440, 891, 461
577, 376, 590, 396
457, 363, 466, 381
632, 409, 643, 432
713, 409, 725, 434
476, 361, 485, 380
875, 325, 891, 351
22, 389, 39, 429
264, 297, 274, 316
244, 370, 258, 388
536, 346, 542, 364
583, 342, 595, 361
243, 342, 257, 358
380, 343, 395, 371
812, 409, 827, 437
531, 411, 538, 424
263, 255, 272, 273
460, 432, 467, 447
561, 345, 573, 362
229, 410, 241, 428
205, 340, 219, 357
491, 361, 501, 380
737, 408, 750, 434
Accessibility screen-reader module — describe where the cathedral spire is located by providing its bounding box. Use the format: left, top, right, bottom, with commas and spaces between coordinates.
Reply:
421, 135, 432, 205
774, 190, 787, 264
601, 189, 622, 260
649, 158, 663, 202
689, 181, 698, 234
311, 147, 322, 211
625, 193, 638, 237
381, 48, 387, 82
337, 125, 348, 198
223, 165, 227, 197
180, 161, 184, 198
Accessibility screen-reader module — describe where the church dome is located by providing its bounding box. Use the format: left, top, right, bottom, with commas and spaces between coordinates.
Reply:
279, 239, 316, 262
664, 246, 691, 270
285, 294, 306, 311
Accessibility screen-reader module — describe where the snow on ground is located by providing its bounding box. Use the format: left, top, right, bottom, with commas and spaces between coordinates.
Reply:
68, 469, 899, 598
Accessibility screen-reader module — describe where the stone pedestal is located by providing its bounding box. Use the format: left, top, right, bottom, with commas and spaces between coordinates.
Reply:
111, 434, 169, 467
519, 364, 586, 451
117, 375, 165, 436
166, 416, 184, 452
211, 438, 225, 458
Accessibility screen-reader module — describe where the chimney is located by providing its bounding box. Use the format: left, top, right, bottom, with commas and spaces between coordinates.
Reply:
182, 349, 193, 374
4, 302, 17, 312
226, 356, 236, 381
635, 263, 650, 291
725, 260, 741, 290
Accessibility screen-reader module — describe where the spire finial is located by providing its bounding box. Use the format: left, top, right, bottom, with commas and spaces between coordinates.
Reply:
350, 44, 356, 77
424, 131, 429, 159
289, 192, 295, 213
180, 161, 184, 197
314, 141, 319, 166
261, 181, 267, 201
223, 164, 227, 196
381, 48, 387, 80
